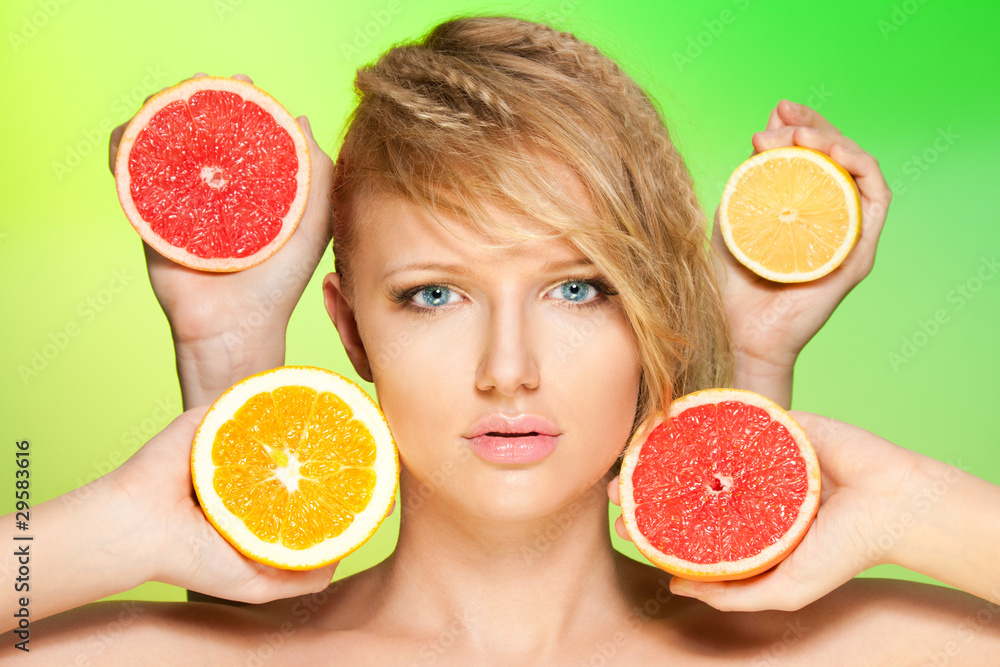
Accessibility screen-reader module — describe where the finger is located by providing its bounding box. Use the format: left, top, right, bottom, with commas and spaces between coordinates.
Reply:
108, 122, 127, 175
753, 126, 863, 155
754, 126, 892, 280
764, 106, 784, 132
668, 566, 832, 613
752, 126, 796, 153
614, 514, 630, 541
776, 99, 840, 134
229, 73, 253, 84
607, 475, 621, 505
829, 141, 892, 223
240, 563, 338, 604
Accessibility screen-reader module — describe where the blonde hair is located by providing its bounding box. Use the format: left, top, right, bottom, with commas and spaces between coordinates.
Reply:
331, 15, 734, 453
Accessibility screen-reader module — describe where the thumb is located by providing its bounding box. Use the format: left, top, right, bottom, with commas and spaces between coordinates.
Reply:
668, 547, 858, 613
235, 561, 340, 604
669, 567, 823, 612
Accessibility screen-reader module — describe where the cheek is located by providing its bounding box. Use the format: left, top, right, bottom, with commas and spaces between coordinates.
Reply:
367, 324, 468, 463
544, 311, 642, 456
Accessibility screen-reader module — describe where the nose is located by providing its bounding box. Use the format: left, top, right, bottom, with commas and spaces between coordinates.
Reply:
474, 299, 541, 396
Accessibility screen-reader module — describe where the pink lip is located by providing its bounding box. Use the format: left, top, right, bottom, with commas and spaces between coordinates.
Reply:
464, 414, 561, 464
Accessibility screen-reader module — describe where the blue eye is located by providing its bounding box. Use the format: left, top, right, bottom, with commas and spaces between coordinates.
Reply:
413, 285, 460, 308
554, 280, 596, 303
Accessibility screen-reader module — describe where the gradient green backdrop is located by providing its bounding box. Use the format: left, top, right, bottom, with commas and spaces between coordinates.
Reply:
3, 0, 998, 605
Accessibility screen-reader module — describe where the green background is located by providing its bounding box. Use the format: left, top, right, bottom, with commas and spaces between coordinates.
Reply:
2, 0, 997, 604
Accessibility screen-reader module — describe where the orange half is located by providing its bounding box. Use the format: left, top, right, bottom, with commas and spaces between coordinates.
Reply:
191, 365, 398, 570
719, 146, 861, 283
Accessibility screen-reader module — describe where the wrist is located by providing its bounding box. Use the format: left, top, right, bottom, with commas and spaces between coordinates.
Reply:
174, 330, 286, 409
873, 449, 1000, 603
732, 351, 796, 409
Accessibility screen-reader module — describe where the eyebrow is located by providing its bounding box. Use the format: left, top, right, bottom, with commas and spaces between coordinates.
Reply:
381, 257, 597, 280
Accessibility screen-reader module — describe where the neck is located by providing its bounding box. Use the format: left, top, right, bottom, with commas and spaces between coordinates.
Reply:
371, 467, 634, 654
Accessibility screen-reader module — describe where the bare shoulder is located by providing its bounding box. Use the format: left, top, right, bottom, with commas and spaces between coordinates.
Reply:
620, 557, 1000, 665
793, 577, 1000, 663
29, 598, 291, 664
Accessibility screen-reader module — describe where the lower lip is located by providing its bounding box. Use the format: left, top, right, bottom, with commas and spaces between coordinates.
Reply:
467, 434, 559, 464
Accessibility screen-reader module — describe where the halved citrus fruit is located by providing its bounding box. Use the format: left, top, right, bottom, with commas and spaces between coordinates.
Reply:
191, 366, 398, 570
619, 388, 820, 581
114, 76, 310, 272
719, 146, 861, 283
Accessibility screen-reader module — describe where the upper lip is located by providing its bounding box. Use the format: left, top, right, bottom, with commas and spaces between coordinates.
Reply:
465, 414, 561, 438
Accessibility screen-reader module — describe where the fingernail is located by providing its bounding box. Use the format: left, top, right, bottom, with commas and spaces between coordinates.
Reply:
787, 100, 802, 110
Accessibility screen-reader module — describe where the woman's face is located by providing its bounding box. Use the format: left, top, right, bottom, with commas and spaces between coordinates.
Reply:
324, 166, 642, 522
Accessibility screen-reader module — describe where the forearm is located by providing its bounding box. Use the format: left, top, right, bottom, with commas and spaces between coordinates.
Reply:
732, 353, 794, 410
174, 332, 285, 410
887, 456, 1000, 604
2, 478, 149, 631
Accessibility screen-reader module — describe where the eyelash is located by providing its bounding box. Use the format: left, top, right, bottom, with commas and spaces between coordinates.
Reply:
387, 275, 619, 317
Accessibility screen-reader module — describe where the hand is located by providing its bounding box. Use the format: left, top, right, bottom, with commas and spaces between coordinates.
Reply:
109, 73, 335, 406
714, 100, 893, 405
107, 407, 343, 604
608, 412, 931, 611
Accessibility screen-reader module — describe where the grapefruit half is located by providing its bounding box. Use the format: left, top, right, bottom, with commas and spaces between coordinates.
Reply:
191, 366, 399, 570
114, 76, 310, 272
619, 388, 820, 581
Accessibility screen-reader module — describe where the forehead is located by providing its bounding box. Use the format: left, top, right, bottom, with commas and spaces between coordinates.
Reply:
352, 156, 597, 275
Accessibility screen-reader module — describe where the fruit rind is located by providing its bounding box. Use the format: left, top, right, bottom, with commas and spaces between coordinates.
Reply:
191, 365, 399, 570
619, 388, 821, 581
719, 146, 861, 284
114, 76, 310, 273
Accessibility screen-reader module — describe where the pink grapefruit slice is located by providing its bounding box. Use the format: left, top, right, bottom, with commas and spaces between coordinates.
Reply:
619, 388, 821, 581
114, 76, 310, 272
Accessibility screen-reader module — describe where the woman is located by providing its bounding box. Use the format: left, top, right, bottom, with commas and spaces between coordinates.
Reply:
8, 15, 999, 664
